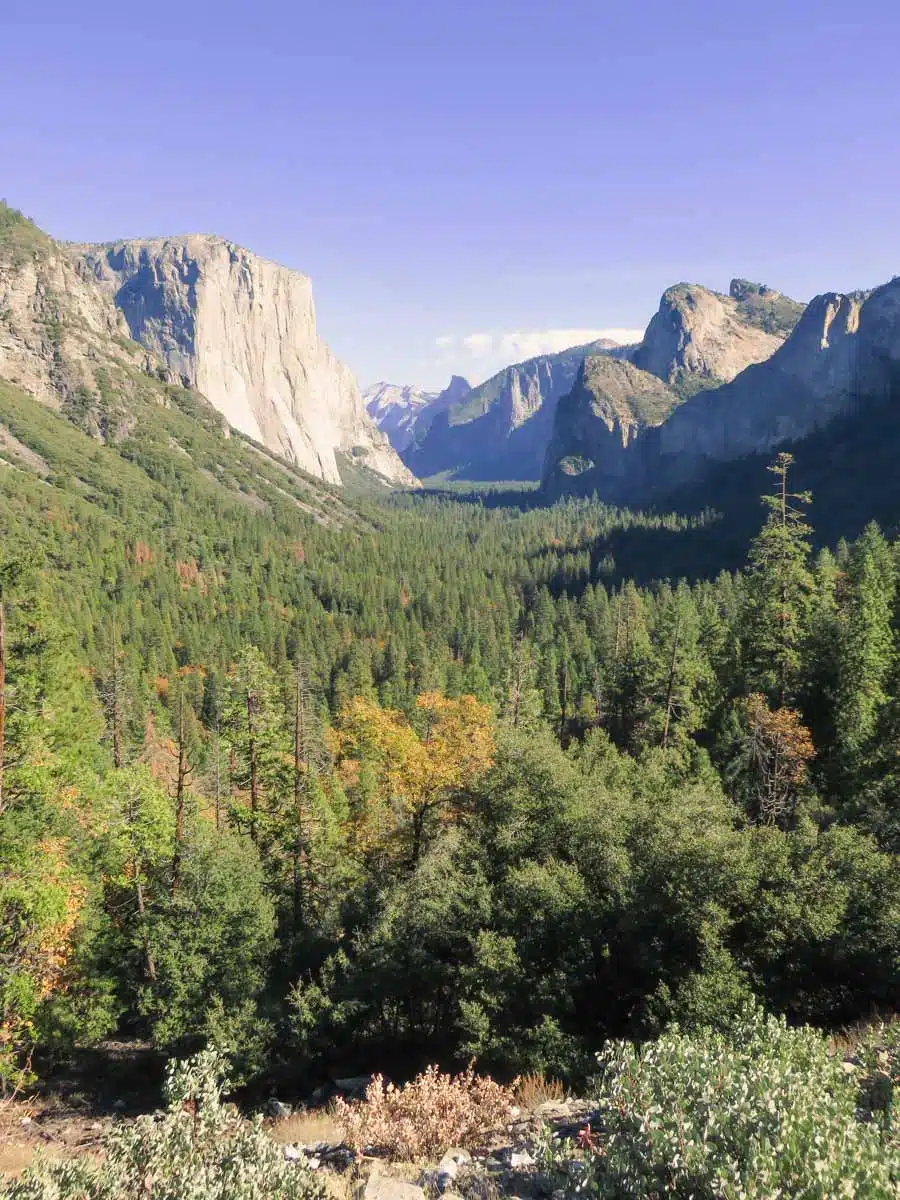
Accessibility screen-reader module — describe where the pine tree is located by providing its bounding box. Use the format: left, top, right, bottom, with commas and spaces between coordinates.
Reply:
651, 583, 710, 753
742, 453, 813, 706
833, 523, 896, 770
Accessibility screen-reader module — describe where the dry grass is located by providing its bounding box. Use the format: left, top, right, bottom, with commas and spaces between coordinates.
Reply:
514, 1072, 565, 1111
0, 1139, 73, 1179
270, 1107, 342, 1146
321, 1169, 355, 1200
829, 1013, 900, 1059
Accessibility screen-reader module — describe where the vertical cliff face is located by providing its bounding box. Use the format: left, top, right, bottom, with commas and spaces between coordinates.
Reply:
364, 382, 439, 453
543, 278, 900, 504
74, 237, 416, 487
648, 288, 878, 482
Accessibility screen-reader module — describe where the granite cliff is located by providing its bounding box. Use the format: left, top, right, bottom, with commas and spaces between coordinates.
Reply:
74, 236, 415, 487
542, 357, 679, 499
364, 381, 439, 453
630, 279, 804, 395
0, 204, 176, 441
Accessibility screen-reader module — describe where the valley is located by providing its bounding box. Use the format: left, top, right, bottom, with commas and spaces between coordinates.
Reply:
4, 200, 900, 1195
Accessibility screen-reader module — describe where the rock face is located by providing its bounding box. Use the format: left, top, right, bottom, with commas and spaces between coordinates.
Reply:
543, 278, 900, 503
0, 206, 170, 439
630, 280, 802, 394
644, 285, 889, 491
542, 357, 679, 499
75, 236, 416, 487
405, 341, 621, 481
364, 382, 439, 453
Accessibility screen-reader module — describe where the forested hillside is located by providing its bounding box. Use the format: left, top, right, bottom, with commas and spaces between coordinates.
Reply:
4, 349, 900, 1101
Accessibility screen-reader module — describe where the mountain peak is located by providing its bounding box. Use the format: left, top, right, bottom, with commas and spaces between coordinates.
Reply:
631, 278, 802, 394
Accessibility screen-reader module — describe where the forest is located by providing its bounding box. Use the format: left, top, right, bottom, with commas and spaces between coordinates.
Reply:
3, 416, 900, 1101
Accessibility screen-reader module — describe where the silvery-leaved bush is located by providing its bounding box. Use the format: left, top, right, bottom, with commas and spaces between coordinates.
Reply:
580, 1006, 900, 1198
2, 1049, 326, 1200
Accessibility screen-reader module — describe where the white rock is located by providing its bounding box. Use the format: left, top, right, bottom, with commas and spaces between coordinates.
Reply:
75, 237, 418, 489
439, 1148, 472, 1169
363, 1164, 426, 1200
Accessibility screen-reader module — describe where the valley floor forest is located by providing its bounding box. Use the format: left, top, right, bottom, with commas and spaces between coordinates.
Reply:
3, 417, 900, 1104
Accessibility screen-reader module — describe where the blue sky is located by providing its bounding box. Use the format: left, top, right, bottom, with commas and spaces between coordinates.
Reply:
3, 0, 900, 388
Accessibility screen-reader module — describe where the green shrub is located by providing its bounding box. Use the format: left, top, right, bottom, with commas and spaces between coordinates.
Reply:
2, 1049, 325, 1200
586, 1007, 900, 1198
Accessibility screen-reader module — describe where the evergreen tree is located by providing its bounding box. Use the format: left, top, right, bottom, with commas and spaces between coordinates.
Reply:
742, 453, 813, 706
832, 523, 895, 774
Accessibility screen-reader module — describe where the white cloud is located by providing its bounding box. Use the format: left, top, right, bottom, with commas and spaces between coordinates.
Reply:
460, 332, 495, 357
431, 327, 645, 385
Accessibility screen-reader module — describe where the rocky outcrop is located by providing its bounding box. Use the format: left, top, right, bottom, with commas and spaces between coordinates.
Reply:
0, 206, 171, 439
542, 357, 679, 499
544, 278, 900, 503
75, 236, 416, 487
366, 375, 475, 454
644, 286, 883, 489
405, 341, 620, 481
631, 280, 801, 394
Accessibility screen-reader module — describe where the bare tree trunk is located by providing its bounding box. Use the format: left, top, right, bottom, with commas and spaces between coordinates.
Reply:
292, 662, 307, 934
247, 690, 259, 843
661, 609, 682, 749
559, 655, 569, 741
0, 598, 6, 817
126, 781, 157, 981
110, 611, 122, 770
171, 683, 190, 895
508, 633, 528, 728
214, 708, 222, 832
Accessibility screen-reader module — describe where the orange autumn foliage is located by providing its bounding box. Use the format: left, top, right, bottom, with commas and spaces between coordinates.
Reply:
743, 693, 815, 826
34, 841, 85, 1000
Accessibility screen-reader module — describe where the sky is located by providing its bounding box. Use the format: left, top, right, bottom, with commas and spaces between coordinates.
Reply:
3, 0, 900, 389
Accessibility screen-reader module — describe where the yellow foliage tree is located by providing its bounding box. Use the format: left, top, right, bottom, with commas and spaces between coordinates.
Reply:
0, 838, 85, 1094
332, 692, 494, 867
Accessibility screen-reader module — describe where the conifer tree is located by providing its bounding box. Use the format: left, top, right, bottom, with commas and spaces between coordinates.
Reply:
833, 522, 896, 770
742, 453, 813, 706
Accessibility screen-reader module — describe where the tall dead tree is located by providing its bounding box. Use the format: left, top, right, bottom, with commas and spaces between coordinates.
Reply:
291, 658, 327, 935
661, 607, 682, 749
125, 777, 157, 981
0, 591, 6, 817
171, 681, 192, 896
246, 687, 260, 844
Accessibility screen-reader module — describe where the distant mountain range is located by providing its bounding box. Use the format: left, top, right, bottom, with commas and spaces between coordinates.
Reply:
9, 188, 900, 538
367, 340, 630, 482
365, 279, 807, 485
541, 277, 900, 508
363, 376, 471, 454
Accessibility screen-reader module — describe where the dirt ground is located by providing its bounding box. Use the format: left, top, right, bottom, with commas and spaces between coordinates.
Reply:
0, 1096, 111, 1178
